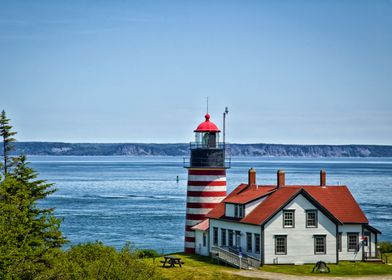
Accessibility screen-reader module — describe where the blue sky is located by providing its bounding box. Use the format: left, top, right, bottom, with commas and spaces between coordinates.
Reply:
1, 0, 391, 144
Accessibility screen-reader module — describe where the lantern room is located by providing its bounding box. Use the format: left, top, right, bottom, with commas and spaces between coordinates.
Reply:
194, 114, 221, 148
184, 113, 230, 169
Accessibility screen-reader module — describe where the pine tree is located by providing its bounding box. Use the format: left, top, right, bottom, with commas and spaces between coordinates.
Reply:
0, 110, 17, 176
0, 112, 67, 278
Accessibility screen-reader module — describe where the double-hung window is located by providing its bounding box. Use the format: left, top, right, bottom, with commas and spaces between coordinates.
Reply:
221, 228, 227, 247
306, 210, 318, 228
254, 234, 260, 253
202, 233, 206, 247
228, 230, 234, 247
213, 227, 218, 246
275, 235, 287, 255
234, 204, 244, 218
348, 233, 359, 252
314, 235, 326, 254
283, 210, 295, 228
246, 232, 252, 252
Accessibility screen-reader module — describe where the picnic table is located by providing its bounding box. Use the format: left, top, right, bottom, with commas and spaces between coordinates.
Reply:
160, 255, 184, 267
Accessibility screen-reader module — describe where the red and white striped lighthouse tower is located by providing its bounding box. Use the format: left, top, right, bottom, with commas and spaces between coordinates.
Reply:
184, 113, 230, 253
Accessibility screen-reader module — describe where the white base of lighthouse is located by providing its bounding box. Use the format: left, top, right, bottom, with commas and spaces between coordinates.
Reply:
185, 168, 226, 254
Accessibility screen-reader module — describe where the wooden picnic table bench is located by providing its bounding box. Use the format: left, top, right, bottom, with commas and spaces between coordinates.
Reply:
160, 255, 184, 267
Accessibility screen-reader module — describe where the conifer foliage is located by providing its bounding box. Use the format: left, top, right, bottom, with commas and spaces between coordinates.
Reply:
0, 110, 67, 279
0, 110, 16, 175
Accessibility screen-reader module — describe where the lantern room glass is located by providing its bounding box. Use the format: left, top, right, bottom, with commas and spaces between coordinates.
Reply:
195, 132, 220, 148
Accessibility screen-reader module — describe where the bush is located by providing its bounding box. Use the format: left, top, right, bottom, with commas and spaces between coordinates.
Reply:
136, 249, 160, 259
37, 242, 164, 280
379, 241, 392, 253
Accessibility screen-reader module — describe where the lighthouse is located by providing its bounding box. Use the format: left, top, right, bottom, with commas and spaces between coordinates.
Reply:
184, 113, 230, 254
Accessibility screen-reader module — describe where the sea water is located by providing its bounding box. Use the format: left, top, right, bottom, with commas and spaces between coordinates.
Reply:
30, 156, 392, 253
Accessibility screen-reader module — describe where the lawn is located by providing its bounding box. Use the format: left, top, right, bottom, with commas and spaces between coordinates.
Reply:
149, 253, 261, 280
261, 261, 392, 276
148, 253, 392, 279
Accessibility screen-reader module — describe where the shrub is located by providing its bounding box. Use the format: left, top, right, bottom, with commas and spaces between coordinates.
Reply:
136, 249, 160, 259
37, 242, 164, 280
379, 241, 392, 253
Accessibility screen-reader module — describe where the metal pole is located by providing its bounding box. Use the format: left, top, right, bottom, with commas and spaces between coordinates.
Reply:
223, 107, 228, 145
223, 112, 226, 145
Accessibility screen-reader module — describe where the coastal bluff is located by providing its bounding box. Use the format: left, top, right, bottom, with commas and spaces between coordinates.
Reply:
8, 142, 392, 157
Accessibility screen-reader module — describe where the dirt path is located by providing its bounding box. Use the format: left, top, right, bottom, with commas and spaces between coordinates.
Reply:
227, 270, 392, 280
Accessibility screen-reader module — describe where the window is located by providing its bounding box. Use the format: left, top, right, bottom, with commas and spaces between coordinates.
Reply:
246, 232, 252, 252
234, 204, 244, 218
213, 227, 218, 246
228, 230, 234, 246
314, 235, 326, 254
283, 210, 295, 228
275, 235, 287, 255
203, 233, 206, 247
306, 210, 318, 228
348, 233, 359, 252
221, 228, 227, 246
254, 234, 260, 253
337, 232, 342, 252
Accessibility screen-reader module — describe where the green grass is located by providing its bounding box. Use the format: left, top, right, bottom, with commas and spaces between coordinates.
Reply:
261, 261, 392, 276
148, 253, 392, 279
148, 253, 261, 280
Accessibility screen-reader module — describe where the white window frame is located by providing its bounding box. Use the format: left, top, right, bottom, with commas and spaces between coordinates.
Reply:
283, 210, 295, 228
314, 235, 326, 255
306, 210, 318, 228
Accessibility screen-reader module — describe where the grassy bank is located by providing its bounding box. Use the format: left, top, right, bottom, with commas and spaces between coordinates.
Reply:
261, 261, 392, 276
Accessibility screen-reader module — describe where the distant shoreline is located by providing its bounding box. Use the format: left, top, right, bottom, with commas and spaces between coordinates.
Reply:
6, 142, 392, 157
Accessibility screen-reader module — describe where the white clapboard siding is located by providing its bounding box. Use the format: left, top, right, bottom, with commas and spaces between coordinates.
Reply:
264, 194, 337, 264
338, 224, 363, 261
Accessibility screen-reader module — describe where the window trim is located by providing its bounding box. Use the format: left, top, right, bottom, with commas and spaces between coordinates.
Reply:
306, 210, 318, 228
314, 235, 327, 255
347, 232, 359, 252
283, 210, 295, 228
275, 235, 287, 255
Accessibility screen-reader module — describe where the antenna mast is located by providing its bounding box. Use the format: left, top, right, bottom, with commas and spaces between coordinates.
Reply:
223, 107, 229, 145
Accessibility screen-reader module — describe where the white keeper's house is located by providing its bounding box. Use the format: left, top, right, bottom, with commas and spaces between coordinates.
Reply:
191, 168, 381, 265
183, 113, 380, 267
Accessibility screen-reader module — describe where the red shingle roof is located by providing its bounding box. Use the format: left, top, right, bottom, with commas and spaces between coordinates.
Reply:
207, 184, 368, 225
241, 187, 301, 225
224, 184, 276, 204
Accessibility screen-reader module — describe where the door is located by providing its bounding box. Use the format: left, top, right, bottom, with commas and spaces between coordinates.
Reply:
364, 231, 371, 258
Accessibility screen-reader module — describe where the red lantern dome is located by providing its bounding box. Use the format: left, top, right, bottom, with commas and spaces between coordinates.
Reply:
194, 114, 221, 133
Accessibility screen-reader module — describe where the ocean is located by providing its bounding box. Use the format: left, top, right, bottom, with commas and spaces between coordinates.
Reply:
30, 156, 392, 254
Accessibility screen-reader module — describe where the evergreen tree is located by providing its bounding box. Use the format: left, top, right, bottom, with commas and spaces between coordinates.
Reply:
0, 112, 67, 279
0, 110, 17, 176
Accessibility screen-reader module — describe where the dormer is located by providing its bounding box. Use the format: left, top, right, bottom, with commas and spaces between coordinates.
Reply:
224, 169, 276, 218
225, 203, 245, 218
